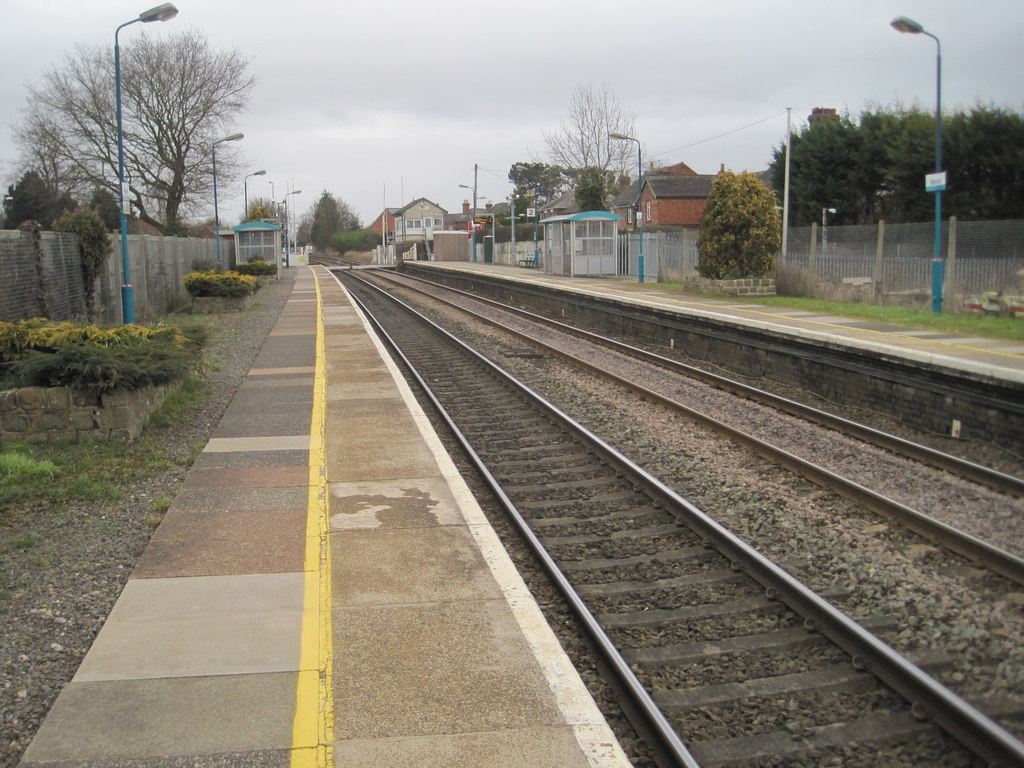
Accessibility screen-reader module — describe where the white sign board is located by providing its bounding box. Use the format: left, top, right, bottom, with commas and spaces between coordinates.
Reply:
925, 171, 947, 192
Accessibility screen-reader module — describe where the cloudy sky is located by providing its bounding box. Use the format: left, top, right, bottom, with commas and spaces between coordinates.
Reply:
2, 0, 1022, 227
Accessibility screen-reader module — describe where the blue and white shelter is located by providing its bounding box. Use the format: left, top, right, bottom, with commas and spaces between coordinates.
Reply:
539, 211, 623, 277
231, 221, 283, 269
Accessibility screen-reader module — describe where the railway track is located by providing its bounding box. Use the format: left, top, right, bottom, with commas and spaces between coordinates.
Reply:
335, 269, 1024, 768
360, 268, 1024, 583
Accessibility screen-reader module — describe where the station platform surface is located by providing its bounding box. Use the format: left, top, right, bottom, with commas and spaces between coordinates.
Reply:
19, 266, 631, 768
407, 261, 1024, 386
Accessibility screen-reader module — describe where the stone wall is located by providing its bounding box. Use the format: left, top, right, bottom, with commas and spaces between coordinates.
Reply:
0, 384, 175, 443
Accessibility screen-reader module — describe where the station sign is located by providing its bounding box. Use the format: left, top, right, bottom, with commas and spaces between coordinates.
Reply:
925, 171, 947, 192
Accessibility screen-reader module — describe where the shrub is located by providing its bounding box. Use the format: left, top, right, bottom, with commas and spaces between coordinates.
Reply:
8, 343, 194, 391
0, 320, 204, 391
234, 259, 277, 277
190, 257, 218, 272
184, 271, 258, 298
0, 320, 191, 363
697, 171, 781, 280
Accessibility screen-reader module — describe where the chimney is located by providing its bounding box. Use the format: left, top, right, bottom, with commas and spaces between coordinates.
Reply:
462, 200, 470, 215
718, 163, 725, 174
485, 202, 493, 212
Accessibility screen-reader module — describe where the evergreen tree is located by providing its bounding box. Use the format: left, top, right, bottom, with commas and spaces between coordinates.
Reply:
574, 167, 611, 212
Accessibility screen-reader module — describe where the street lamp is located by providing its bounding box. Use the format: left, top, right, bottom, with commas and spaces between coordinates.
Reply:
283, 189, 302, 267
891, 15, 944, 313
212, 132, 244, 267
610, 132, 645, 283
821, 207, 836, 250
115, 2, 178, 324
460, 163, 478, 260
244, 170, 266, 214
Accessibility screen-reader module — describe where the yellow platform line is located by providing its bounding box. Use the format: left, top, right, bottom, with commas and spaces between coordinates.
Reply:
292, 268, 334, 768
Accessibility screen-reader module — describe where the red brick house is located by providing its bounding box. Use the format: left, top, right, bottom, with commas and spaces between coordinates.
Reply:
612, 161, 715, 230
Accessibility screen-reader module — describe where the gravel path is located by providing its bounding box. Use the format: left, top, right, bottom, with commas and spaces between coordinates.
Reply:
0, 271, 295, 768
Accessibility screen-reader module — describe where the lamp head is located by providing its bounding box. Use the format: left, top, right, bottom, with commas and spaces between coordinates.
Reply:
890, 16, 924, 34
608, 132, 634, 141
220, 132, 244, 143
253, 170, 267, 177
139, 3, 178, 23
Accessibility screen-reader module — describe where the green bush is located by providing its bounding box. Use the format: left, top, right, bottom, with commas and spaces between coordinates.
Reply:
697, 171, 780, 280
191, 257, 218, 272
0, 320, 205, 392
8, 344, 194, 391
0, 320, 192, 363
234, 259, 277, 277
184, 271, 258, 298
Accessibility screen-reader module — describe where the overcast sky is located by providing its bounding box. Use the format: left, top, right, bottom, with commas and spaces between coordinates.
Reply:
2, 0, 1022, 227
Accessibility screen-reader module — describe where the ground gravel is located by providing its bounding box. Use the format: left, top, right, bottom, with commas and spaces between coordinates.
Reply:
0, 272, 294, 768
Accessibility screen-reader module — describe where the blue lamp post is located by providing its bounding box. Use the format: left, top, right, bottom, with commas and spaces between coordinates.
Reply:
212, 133, 244, 267
115, 2, 178, 324
891, 15, 944, 313
610, 132, 644, 283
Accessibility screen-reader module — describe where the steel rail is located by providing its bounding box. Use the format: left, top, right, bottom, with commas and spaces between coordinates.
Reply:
365, 270, 1024, 585
384, 269, 1024, 499
340, 271, 1024, 768
338, 273, 700, 768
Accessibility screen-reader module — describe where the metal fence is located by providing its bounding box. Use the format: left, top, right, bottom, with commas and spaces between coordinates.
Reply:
0, 229, 226, 325
608, 219, 1023, 306
785, 218, 1024, 301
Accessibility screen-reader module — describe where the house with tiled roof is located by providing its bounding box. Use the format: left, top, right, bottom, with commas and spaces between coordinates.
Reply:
612, 161, 716, 231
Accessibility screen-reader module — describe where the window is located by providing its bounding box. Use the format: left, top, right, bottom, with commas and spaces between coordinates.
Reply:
410, 219, 421, 229
646, 201, 651, 223
434, 218, 443, 227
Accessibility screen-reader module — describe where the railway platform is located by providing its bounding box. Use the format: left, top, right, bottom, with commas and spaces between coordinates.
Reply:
407, 261, 1024, 385
19, 266, 631, 768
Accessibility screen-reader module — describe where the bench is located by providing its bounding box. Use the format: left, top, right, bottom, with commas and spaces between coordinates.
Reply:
517, 258, 536, 268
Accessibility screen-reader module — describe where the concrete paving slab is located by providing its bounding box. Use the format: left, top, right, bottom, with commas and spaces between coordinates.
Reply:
204, 435, 310, 453
20, 673, 297, 762
185, 466, 308, 489
167, 485, 307, 512
326, 410, 439, 482
73, 574, 303, 682
330, 726, 600, 768
215, 395, 312, 437
192, 448, 307, 469
331, 526, 505, 607
328, 477, 469, 530
332, 599, 568, 740
18, 749, 292, 768
248, 366, 315, 376
134, 505, 305, 577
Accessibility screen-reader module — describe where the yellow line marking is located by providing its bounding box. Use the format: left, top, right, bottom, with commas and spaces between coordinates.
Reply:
291, 268, 334, 768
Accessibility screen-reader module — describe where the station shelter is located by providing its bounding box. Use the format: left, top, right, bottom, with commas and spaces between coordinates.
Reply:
231, 221, 283, 269
540, 211, 623, 277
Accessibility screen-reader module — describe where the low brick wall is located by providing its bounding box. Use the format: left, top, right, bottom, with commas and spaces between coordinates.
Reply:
0, 384, 175, 443
701, 278, 776, 297
190, 293, 256, 314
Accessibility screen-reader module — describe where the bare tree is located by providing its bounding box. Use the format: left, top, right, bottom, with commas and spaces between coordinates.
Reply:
543, 83, 637, 178
14, 29, 255, 235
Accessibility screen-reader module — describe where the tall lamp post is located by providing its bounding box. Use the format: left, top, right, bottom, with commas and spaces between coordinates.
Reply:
459, 163, 478, 260
244, 169, 266, 214
212, 133, 244, 267
115, 2, 178, 324
891, 15, 944, 313
283, 189, 302, 267
609, 132, 644, 283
